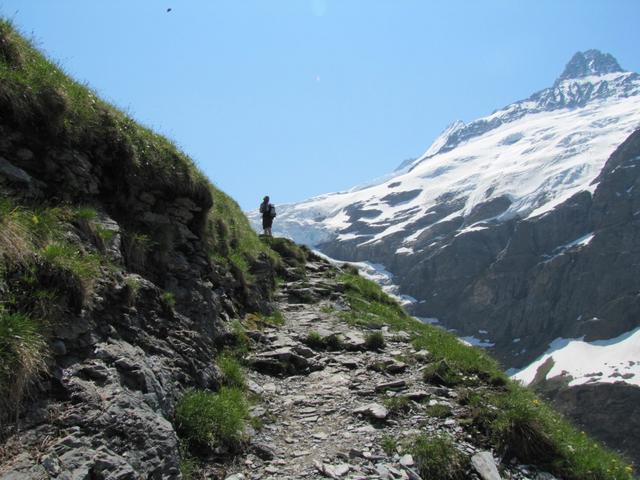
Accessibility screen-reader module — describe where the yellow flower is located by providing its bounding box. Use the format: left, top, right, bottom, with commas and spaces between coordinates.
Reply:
31, 215, 39, 224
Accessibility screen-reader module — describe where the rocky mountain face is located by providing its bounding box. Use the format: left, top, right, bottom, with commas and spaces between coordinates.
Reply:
260, 51, 640, 463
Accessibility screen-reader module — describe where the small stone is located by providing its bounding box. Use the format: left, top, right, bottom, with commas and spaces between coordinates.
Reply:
405, 390, 429, 401
376, 464, 391, 479
353, 403, 388, 420
399, 454, 414, 467
375, 379, 407, 392
386, 361, 408, 374
247, 380, 264, 395
225, 474, 246, 480
51, 340, 67, 356
0, 157, 32, 184
413, 350, 432, 362
264, 465, 278, 474
471, 451, 502, 480
251, 442, 276, 461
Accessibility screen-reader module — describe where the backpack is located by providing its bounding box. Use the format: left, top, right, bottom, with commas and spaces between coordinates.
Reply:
268, 204, 276, 218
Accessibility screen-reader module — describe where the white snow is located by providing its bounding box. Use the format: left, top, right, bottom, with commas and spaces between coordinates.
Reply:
543, 232, 595, 262
511, 327, 640, 387
459, 336, 495, 348
311, 251, 417, 307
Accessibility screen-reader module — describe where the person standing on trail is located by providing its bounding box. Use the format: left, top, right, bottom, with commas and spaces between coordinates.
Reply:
259, 195, 276, 237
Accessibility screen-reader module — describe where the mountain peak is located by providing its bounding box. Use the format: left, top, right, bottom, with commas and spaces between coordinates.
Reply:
556, 50, 624, 83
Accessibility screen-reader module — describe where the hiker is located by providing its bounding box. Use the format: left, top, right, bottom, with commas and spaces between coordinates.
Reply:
259, 195, 276, 237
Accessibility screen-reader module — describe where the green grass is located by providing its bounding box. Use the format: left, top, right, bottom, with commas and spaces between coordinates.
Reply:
40, 242, 101, 287
0, 19, 210, 203
304, 330, 343, 351
161, 291, 176, 308
206, 188, 277, 278
425, 403, 453, 419
175, 387, 249, 450
422, 359, 462, 387
410, 434, 468, 480
178, 441, 199, 480
217, 352, 246, 389
0, 309, 47, 419
305, 331, 325, 349
364, 331, 385, 351
383, 396, 411, 416
337, 270, 636, 480
380, 435, 398, 456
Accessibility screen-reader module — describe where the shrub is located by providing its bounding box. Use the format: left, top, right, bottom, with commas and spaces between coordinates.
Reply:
175, 387, 249, 450
411, 434, 468, 480
364, 331, 385, 351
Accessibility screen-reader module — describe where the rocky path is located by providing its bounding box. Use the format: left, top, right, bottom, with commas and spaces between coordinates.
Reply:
223, 261, 545, 480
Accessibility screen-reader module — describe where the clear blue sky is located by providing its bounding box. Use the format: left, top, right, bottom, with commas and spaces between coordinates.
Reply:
2, 1, 639, 210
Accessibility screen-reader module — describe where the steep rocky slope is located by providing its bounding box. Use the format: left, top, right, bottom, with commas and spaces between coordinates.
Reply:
0, 19, 278, 477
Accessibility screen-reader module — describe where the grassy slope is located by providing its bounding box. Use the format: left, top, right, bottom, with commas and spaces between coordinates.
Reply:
0, 19, 273, 423
338, 271, 635, 480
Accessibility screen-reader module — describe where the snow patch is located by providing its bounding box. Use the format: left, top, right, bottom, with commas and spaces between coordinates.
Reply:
511, 327, 640, 387
459, 336, 495, 348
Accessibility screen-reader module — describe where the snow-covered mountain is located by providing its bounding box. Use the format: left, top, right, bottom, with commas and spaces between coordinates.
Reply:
253, 50, 640, 251
249, 50, 640, 462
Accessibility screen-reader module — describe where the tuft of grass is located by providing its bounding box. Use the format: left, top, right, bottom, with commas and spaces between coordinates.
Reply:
304, 331, 344, 351
229, 319, 251, 355
244, 310, 285, 330
161, 291, 176, 308
40, 242, 101, 291
73, 206, 98, 221
383, 396, 411, 417
217, 353, 246, 389
175, 387, 249, 450
364, 331, 385, 351
380, 435, 398, 456
422, 359, 462, 387
426, 403, 453, 418
305, 331, 325, 350
410, 434, 469, 480
262, 310, 284, 327
0, 309, 47, 420
178, 440, 198, 480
